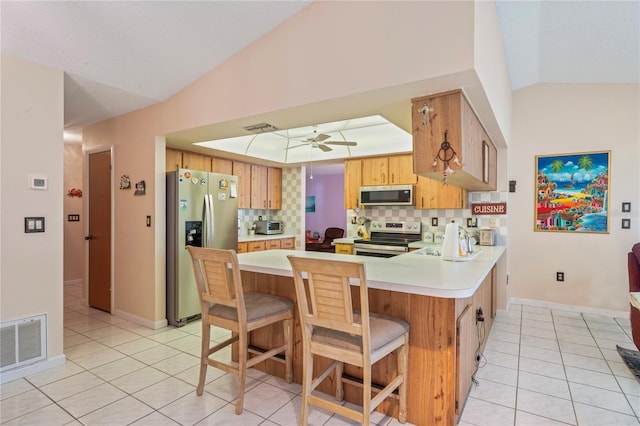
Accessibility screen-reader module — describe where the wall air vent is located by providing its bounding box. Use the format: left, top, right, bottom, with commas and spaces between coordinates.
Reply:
0, 314, 47, 372
243, 123, 278, 133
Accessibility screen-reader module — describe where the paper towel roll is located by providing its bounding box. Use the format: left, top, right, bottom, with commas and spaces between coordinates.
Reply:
441, 221, 459, 260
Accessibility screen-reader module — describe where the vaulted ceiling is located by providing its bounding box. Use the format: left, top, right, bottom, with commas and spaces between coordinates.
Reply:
2, 0, 638, 150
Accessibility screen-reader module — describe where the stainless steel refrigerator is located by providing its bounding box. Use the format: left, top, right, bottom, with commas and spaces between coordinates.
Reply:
166, 169, 239, 326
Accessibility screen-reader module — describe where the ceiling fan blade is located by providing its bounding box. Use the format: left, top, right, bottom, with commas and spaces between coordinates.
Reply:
313, 133, 331, 143
324, 141, 357, 146
285, 143, 308, 150
317, 144, 333, 152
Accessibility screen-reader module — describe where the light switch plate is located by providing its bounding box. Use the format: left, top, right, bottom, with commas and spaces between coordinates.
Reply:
25, 217, 45, 233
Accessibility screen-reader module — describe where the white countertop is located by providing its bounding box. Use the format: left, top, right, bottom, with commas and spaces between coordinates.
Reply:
238, 234, 295, 243
237, 246, 505, 299
332, 237, 356, 244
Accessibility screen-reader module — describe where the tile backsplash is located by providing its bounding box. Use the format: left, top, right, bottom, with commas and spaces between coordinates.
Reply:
238, 166, 507, 248
347, 191, 509, 245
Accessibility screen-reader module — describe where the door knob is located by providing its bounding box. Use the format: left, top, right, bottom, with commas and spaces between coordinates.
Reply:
85, 235, 93, 240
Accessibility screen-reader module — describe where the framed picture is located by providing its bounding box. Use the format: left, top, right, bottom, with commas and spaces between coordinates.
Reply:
305, 196, 316, 212
535, 151, 610, 233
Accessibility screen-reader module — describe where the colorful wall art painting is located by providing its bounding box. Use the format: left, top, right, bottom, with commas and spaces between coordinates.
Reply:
535, 151, 610, 233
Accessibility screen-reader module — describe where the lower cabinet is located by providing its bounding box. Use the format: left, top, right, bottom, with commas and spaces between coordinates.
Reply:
334, 243, 353, 255
238, 237, 295, 253
280, 238, 295, 249
454, 265, 495, 420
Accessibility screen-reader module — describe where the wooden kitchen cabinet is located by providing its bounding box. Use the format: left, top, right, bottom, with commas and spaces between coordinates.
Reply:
166, 148, 183, 172
265, 239, 281, 250
412, 89, 497, 191
362, 154, 416, 186
361, 156, 388, 186
233, 161, 252, 209
251, 165, 282, 210
388, 154, 417, 185
267, 167, 282, 210
239, 237, 294, 253
247, 241, 266, 252
415, 175, 467, 209
182, 151, 210, 171
344, 159, 362, 209
454, 266, 495, 419
279, 238, 295, 249
211, 157, 233, 174
251, 165, 268, 209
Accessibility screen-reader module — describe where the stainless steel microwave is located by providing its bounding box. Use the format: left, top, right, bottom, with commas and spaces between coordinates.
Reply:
255, 220, 283, 235
359, 185, 414, 206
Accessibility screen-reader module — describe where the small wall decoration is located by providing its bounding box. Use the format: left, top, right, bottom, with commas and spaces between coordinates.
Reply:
535, 151, 610, 233
66, 188, 83, 197
120, 175, 131, 189
305, 196, 316, 212
134, 180, 146, 196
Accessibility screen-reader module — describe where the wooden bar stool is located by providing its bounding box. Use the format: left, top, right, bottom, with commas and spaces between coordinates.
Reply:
287, 255, 409, 425
187, 246, 294, 414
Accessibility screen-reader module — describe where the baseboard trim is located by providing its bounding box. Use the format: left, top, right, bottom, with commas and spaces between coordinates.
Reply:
113, 309, 168, 330
0, 354, 66, 384
506, 297, 629, 319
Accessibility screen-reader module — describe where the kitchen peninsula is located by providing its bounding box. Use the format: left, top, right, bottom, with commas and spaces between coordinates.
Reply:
237, 247, 506, 425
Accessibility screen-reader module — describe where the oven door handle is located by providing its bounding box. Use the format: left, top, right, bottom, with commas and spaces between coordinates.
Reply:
354, 246, 407, 256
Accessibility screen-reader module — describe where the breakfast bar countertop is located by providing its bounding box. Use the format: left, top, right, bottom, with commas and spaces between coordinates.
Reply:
237, 246, 505, 299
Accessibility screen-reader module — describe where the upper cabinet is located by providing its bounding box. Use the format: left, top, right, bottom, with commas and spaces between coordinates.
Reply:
412, 89, 497, 191
388, 154, 417, 185
211, 157, 233, 175
267, 167, 282, 210
415, 176, 466, 209
361, 154, 416, 186
182, 151, 211, 172
232, 161, 252, 209
344, 159, 363, 210
166, 148, 183, 172
250, 165, 282, 210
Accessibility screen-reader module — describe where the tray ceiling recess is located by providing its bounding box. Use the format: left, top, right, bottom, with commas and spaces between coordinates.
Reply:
194, 114, 412, 165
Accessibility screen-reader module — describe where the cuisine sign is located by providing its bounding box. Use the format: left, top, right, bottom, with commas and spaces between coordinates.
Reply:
471, 202, 507, 215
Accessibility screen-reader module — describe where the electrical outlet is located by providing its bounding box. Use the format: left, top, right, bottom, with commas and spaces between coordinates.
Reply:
556, 272, 564, 282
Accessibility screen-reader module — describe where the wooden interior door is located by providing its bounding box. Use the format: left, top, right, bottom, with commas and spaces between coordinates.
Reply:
87, 150, 112, 312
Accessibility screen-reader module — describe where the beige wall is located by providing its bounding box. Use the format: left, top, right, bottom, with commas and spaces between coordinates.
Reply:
83, 1, 511, 325
1, 55, 65, 362
64, 143, 84, 282
508, 84, 640, 312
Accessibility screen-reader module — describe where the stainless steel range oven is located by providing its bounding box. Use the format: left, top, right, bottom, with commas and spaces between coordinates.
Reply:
353, 220, 422, 258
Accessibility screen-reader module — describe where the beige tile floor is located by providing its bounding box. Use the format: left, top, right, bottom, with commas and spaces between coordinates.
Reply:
1, 282, 639, 425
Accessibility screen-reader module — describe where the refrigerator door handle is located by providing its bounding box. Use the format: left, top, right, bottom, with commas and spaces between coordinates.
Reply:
203, 194, 214, 247
209, 194, 215, 246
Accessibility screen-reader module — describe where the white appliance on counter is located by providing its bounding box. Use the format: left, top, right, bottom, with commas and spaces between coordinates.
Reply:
166, 169, 238, 326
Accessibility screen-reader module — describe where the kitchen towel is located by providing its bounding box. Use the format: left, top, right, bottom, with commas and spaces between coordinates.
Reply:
441, 221, 459, 260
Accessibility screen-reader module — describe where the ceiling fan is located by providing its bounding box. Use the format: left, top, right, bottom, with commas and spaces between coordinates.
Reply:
285, 130, 357, 152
